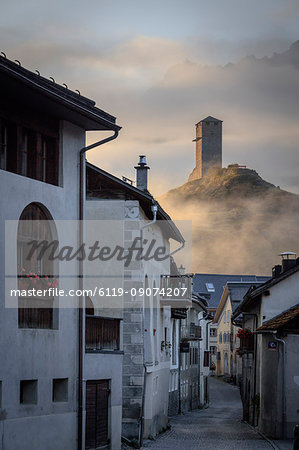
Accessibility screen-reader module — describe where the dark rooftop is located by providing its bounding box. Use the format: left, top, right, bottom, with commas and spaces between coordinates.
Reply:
86, 162, 184, 243
0, 54, 120, 131
193, 274, 270, 310
196, 116, 223, 124
213, 280, 269, 323
232, 262, 299, 320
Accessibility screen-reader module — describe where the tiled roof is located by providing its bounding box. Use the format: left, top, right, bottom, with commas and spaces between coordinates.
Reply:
192, 274, 269, 309
257, 303, 299, 331
232, 263, 299, 321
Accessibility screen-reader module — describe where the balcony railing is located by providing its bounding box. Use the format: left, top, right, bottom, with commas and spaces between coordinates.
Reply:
181, 323, 201, 340
160, 275, 193, 308
85, 316, 120, 352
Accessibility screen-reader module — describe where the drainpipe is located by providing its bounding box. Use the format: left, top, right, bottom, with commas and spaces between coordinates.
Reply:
273, 334, 286, 439
139, 205, 157, 448
78, 129, 119, 450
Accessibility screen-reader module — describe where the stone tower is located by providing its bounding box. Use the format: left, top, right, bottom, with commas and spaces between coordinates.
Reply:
188, 116, 222, 181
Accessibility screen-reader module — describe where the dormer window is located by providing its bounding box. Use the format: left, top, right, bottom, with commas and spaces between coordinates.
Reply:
206, 282, 215, 292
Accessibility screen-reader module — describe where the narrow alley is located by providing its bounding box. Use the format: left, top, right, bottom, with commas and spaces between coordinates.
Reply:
142, 377, 273, 449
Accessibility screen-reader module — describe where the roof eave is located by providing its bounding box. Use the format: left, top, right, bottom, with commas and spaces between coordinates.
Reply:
0, 57, 121, 132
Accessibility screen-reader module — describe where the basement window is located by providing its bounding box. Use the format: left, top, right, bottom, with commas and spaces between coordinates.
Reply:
52, 378, 68, 402
20, 380, 38, 404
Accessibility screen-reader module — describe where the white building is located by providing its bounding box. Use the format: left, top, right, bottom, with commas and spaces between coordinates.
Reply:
232, 253, 299, 439
86, 160, 188, 444
0, 56, 120, 449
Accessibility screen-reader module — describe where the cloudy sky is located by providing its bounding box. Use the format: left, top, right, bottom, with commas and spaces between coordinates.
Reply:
1, 0, 299, 195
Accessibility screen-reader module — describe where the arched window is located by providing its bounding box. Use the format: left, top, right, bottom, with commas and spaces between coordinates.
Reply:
153, 281, 159, 363
171, 320, 177, 365
17, 203, 57, 329
85, 296, 94, 316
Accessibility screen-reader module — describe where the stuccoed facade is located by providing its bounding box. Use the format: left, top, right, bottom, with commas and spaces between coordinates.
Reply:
213, 280, 268, 381
232, 258, 299, 440
85, 162, 186, 443
0, 56, 120, 450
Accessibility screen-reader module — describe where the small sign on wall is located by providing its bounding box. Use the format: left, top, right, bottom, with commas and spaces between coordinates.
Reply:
268, 341, 278, 350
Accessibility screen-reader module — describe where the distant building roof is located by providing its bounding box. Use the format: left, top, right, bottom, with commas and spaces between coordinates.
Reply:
256, 303, 299, 332
193, 274, 270, 310
213, 281, 268, 323
86, 162, 184, 243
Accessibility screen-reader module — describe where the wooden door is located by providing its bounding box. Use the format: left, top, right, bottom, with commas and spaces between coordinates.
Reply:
85, 380, 110, 449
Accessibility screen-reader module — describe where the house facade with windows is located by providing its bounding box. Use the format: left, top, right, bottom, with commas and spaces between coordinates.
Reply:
0, 56, 120, 450
86, 160, 189, 444
213, 281, 269, 381
232, 254, 299, 440
193, 273, 270, 377
170, 293, 208, 414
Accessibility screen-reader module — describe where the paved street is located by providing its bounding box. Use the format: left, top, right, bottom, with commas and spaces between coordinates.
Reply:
142, 377, 273, 449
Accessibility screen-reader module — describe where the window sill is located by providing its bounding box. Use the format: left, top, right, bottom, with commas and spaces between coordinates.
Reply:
85, 349, 124, 355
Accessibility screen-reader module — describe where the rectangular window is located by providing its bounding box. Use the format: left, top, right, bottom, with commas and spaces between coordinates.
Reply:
219, 332, 222, 343
18, 299, 54, 329
85, 316, 120, 351
20, 129, 28, 176
52, 378, 68, 402
210, 328, 217, 337
203, 351, 210, 367
20, 380, 37, 404
210, 346, 217, 355
0, 120, 7, 170
0, 116, 59, 186
172, 322, 177, 365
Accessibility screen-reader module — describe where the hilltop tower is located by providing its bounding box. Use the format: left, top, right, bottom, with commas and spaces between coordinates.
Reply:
189, 116, 222, 181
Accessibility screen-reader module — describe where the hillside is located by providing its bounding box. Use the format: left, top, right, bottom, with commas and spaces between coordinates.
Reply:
159, 166, 299, 275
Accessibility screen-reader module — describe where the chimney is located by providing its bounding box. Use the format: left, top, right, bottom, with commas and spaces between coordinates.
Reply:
135, 155, 150, 191
279, 252, 297, 273
272, 265, 282, 278
178, 264, 185, 275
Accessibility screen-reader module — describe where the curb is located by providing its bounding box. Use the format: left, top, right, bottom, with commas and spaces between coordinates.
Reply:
245, 422, 280, 450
